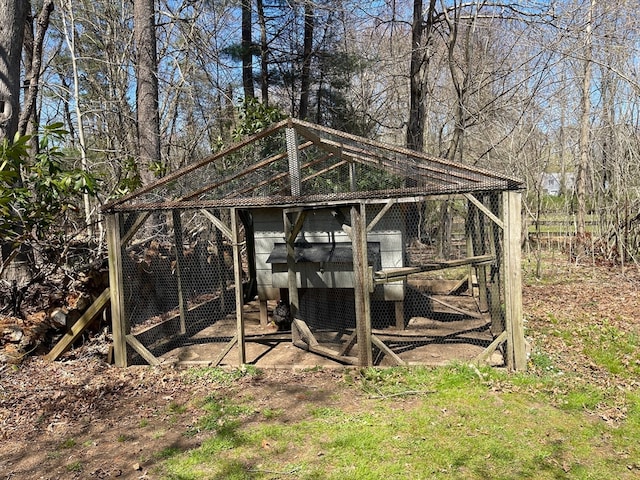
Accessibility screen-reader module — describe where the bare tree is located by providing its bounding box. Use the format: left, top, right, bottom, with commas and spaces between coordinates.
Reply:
0, 0, 28, 142
241, 0, 255, 99
134, 0, 161, 185
256, 0, 269, 104
298, 0, 314, 120
576, 0, 595, 241
405, 0, 437, 243
18, 0, 54, 138
406, 0, 437, 153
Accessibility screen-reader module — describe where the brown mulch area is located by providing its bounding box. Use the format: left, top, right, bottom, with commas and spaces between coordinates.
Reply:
0, 355, 356, 479
523, 260, 640, 384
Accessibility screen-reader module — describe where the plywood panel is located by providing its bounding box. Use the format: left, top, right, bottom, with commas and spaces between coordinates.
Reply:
253, 205, 406, 301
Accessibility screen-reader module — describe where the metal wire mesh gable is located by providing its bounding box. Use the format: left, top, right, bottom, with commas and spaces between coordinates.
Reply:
103, 118, 523, 214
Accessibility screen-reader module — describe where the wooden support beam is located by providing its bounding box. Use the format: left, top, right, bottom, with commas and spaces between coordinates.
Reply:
285, 208, 308, 240
106, 213, 129, 367
200, 209, 233, 241
371, 334, 406, 366
503, 191, 526, 371
366, 199, 396, 233
46, 288, 111, 362
292, 318, 319, 348
126, 334, 160, 366
213, 334, 238, 366
464, 193, 504, 229
475, 331, 507, 364
337, 330, 358, 356
487, 194, 505, 336
427, 294, 483, 319
293, 122, 344, 159
351, 204, 372, 367
373, 267, 422, 283
292, 319, 358, 365
248, 152, 332, 197
301, 160, 348, 185
418, 254, 495, 270
105, 119, 289, 210
231, 208, 246, 365
283, 209, 308, 320
373, 255, 495, 284
121, 212, 151, 246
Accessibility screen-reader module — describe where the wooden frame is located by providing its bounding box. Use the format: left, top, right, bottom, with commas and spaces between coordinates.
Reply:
101, 119, 526, 371
231, 208, 246, 365
503, 191, 527, 371
107, 213, 129, 367
351, 203, 373, 367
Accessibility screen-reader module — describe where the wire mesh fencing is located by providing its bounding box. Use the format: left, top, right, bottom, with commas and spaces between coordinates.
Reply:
114, 192, 507, 368
106, 119, 523, 368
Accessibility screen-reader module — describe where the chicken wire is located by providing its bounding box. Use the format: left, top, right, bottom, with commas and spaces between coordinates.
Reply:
105, 119, 520, 213
113, 192, 507, 367
119, 209, 240, 365
106, 119, 521, 367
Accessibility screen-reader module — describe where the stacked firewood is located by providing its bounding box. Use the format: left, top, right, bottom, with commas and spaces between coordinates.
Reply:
1, 263, 110, 365
0, 312, 55, 364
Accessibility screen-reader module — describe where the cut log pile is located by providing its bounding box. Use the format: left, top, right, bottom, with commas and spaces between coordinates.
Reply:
0, 313, 53, 364
0, 264, 111, 365
0, 290, 108, 365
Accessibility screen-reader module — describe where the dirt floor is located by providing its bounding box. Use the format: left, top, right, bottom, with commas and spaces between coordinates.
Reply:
2, 258, 639, 479
154, 296, 498, 369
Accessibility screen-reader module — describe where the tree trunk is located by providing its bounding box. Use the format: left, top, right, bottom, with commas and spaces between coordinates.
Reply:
405, 0, 437, 243
134, 0, 161, 185
298, 0, 314, 120
576, 0, 595, 241
241, 0, 254, 99
59, 0, 93, 233
18, 0, 54, 138
0, 0, 28, 142
257, 0, 269, 104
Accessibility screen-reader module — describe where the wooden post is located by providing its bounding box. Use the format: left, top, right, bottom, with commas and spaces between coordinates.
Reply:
46, 288, 111, 362
467, 193, 506, 336
259, 299, 269, 327
283, 208, 307, 321
503, 191, 526, 371
351, 204, 372, 367
394, 301, 405, 330
231, 208, 246, 365
172, 210, 188, 334
106, 213, 129, 367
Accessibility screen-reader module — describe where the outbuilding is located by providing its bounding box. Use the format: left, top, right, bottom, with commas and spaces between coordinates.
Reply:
103, 119, 526, 370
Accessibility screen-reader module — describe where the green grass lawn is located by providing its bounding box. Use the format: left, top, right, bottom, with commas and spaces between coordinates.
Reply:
153, 256, 640, 479
153, 361, 640, 480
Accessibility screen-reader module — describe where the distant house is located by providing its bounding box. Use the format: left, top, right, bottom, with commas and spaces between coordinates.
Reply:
540, 172, 575, 196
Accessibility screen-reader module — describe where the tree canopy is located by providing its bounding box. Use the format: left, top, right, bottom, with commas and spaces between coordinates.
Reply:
1, 0, 640, 267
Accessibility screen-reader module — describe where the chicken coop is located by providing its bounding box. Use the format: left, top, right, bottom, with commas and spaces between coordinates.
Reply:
103, 118, 526, 370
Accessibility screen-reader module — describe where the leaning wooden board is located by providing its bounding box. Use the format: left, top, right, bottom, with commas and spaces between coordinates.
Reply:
46, 288, 111, 362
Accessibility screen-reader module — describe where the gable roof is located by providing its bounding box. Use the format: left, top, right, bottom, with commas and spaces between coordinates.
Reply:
103, 118, 522, 213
